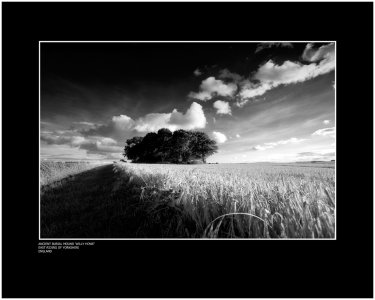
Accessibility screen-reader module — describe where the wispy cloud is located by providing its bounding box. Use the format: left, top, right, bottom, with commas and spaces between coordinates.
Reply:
218, 68, 243, 82
302, 43, 335, 62
255, 42, 293, 53
194, 68, 202, 76
250, 137, 307, 151
323, 120, 330, 125
312, 127, 335, 138
189, 43, 335, 108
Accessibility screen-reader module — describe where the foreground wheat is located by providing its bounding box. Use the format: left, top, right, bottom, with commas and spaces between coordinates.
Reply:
113, 162, 335, 238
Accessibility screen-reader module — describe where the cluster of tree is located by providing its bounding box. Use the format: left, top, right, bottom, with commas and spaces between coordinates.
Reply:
124, 128, 218, 164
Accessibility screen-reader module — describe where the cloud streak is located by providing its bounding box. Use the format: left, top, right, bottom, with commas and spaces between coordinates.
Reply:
312, 127, 336, 138
250, 137, 307, 151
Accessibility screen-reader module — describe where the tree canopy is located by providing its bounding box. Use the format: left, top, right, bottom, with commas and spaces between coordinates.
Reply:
124, 128, 218, 164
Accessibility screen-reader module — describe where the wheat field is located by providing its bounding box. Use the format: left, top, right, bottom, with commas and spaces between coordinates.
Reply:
113, 161, 335, 238
40, 160, 106, 186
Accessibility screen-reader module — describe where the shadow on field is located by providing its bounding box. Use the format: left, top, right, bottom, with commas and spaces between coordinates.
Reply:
41, 164, 149, 238
41, 163, 269, 238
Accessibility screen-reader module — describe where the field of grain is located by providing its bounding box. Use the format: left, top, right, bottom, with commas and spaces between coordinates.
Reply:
113, 162, 335, 238
40, 160, 106, 186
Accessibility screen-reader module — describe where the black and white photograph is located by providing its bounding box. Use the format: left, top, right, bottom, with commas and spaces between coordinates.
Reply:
40, 41, 336, 239
2, 2, 373, 298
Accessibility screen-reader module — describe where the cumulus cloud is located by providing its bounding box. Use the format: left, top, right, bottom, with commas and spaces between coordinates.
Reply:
112, 114, 135, 130
312, 127, 336, 138
212, 131, 227, 144
250, 137, 307, 151
194, 68, 202, 76
134, 102, 206, 132
188, 77, 237, 101
255, 42, 293, 53
82, 102, 207, 137
323, 120, 330, 125
236, 134, 240, 138
213, 100, 232, 115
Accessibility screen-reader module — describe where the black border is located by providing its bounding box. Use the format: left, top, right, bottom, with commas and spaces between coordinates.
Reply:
2, 2, 373, 298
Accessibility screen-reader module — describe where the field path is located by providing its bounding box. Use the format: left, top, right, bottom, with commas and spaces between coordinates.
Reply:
41, 164, 141, 238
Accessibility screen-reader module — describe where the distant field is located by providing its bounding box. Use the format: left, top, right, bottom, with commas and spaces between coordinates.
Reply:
40, 160, 107, 186
40, 161, 335, 239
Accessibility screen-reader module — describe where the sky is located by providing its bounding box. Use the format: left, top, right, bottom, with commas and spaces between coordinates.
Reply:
40, 42, 335, 163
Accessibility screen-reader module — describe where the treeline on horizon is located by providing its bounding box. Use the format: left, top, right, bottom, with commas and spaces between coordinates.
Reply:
124, 128, 218, 164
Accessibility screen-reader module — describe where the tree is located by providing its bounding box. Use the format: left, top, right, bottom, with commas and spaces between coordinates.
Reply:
124, 136, 143, 162
123, 128, 218, 164
190, 131, 218, 163
156, 128, 173, 162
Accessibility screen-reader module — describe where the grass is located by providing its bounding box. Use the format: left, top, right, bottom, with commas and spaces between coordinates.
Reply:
40, 161, 335, 239
112, 162, 335, 238
40, 160, 106, 186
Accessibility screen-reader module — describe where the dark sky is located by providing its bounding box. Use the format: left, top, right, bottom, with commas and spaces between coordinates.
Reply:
40, 42, 335, 162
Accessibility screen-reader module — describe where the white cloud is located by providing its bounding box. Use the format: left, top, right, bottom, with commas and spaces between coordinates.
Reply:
312, 127, 336, 138
236, 134, 240, 138
251, 137, 307, 151
255, 58, 334, 86
212, 131, 227, 144
112, 114, 135, 130
323, 120, 330, 125
133, 102, 207, 132
189, 77, 237, 101
194, 68, 202, 76
213, 100, 232, 115
100, 137, 117, 145
81, 102, 207, 137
